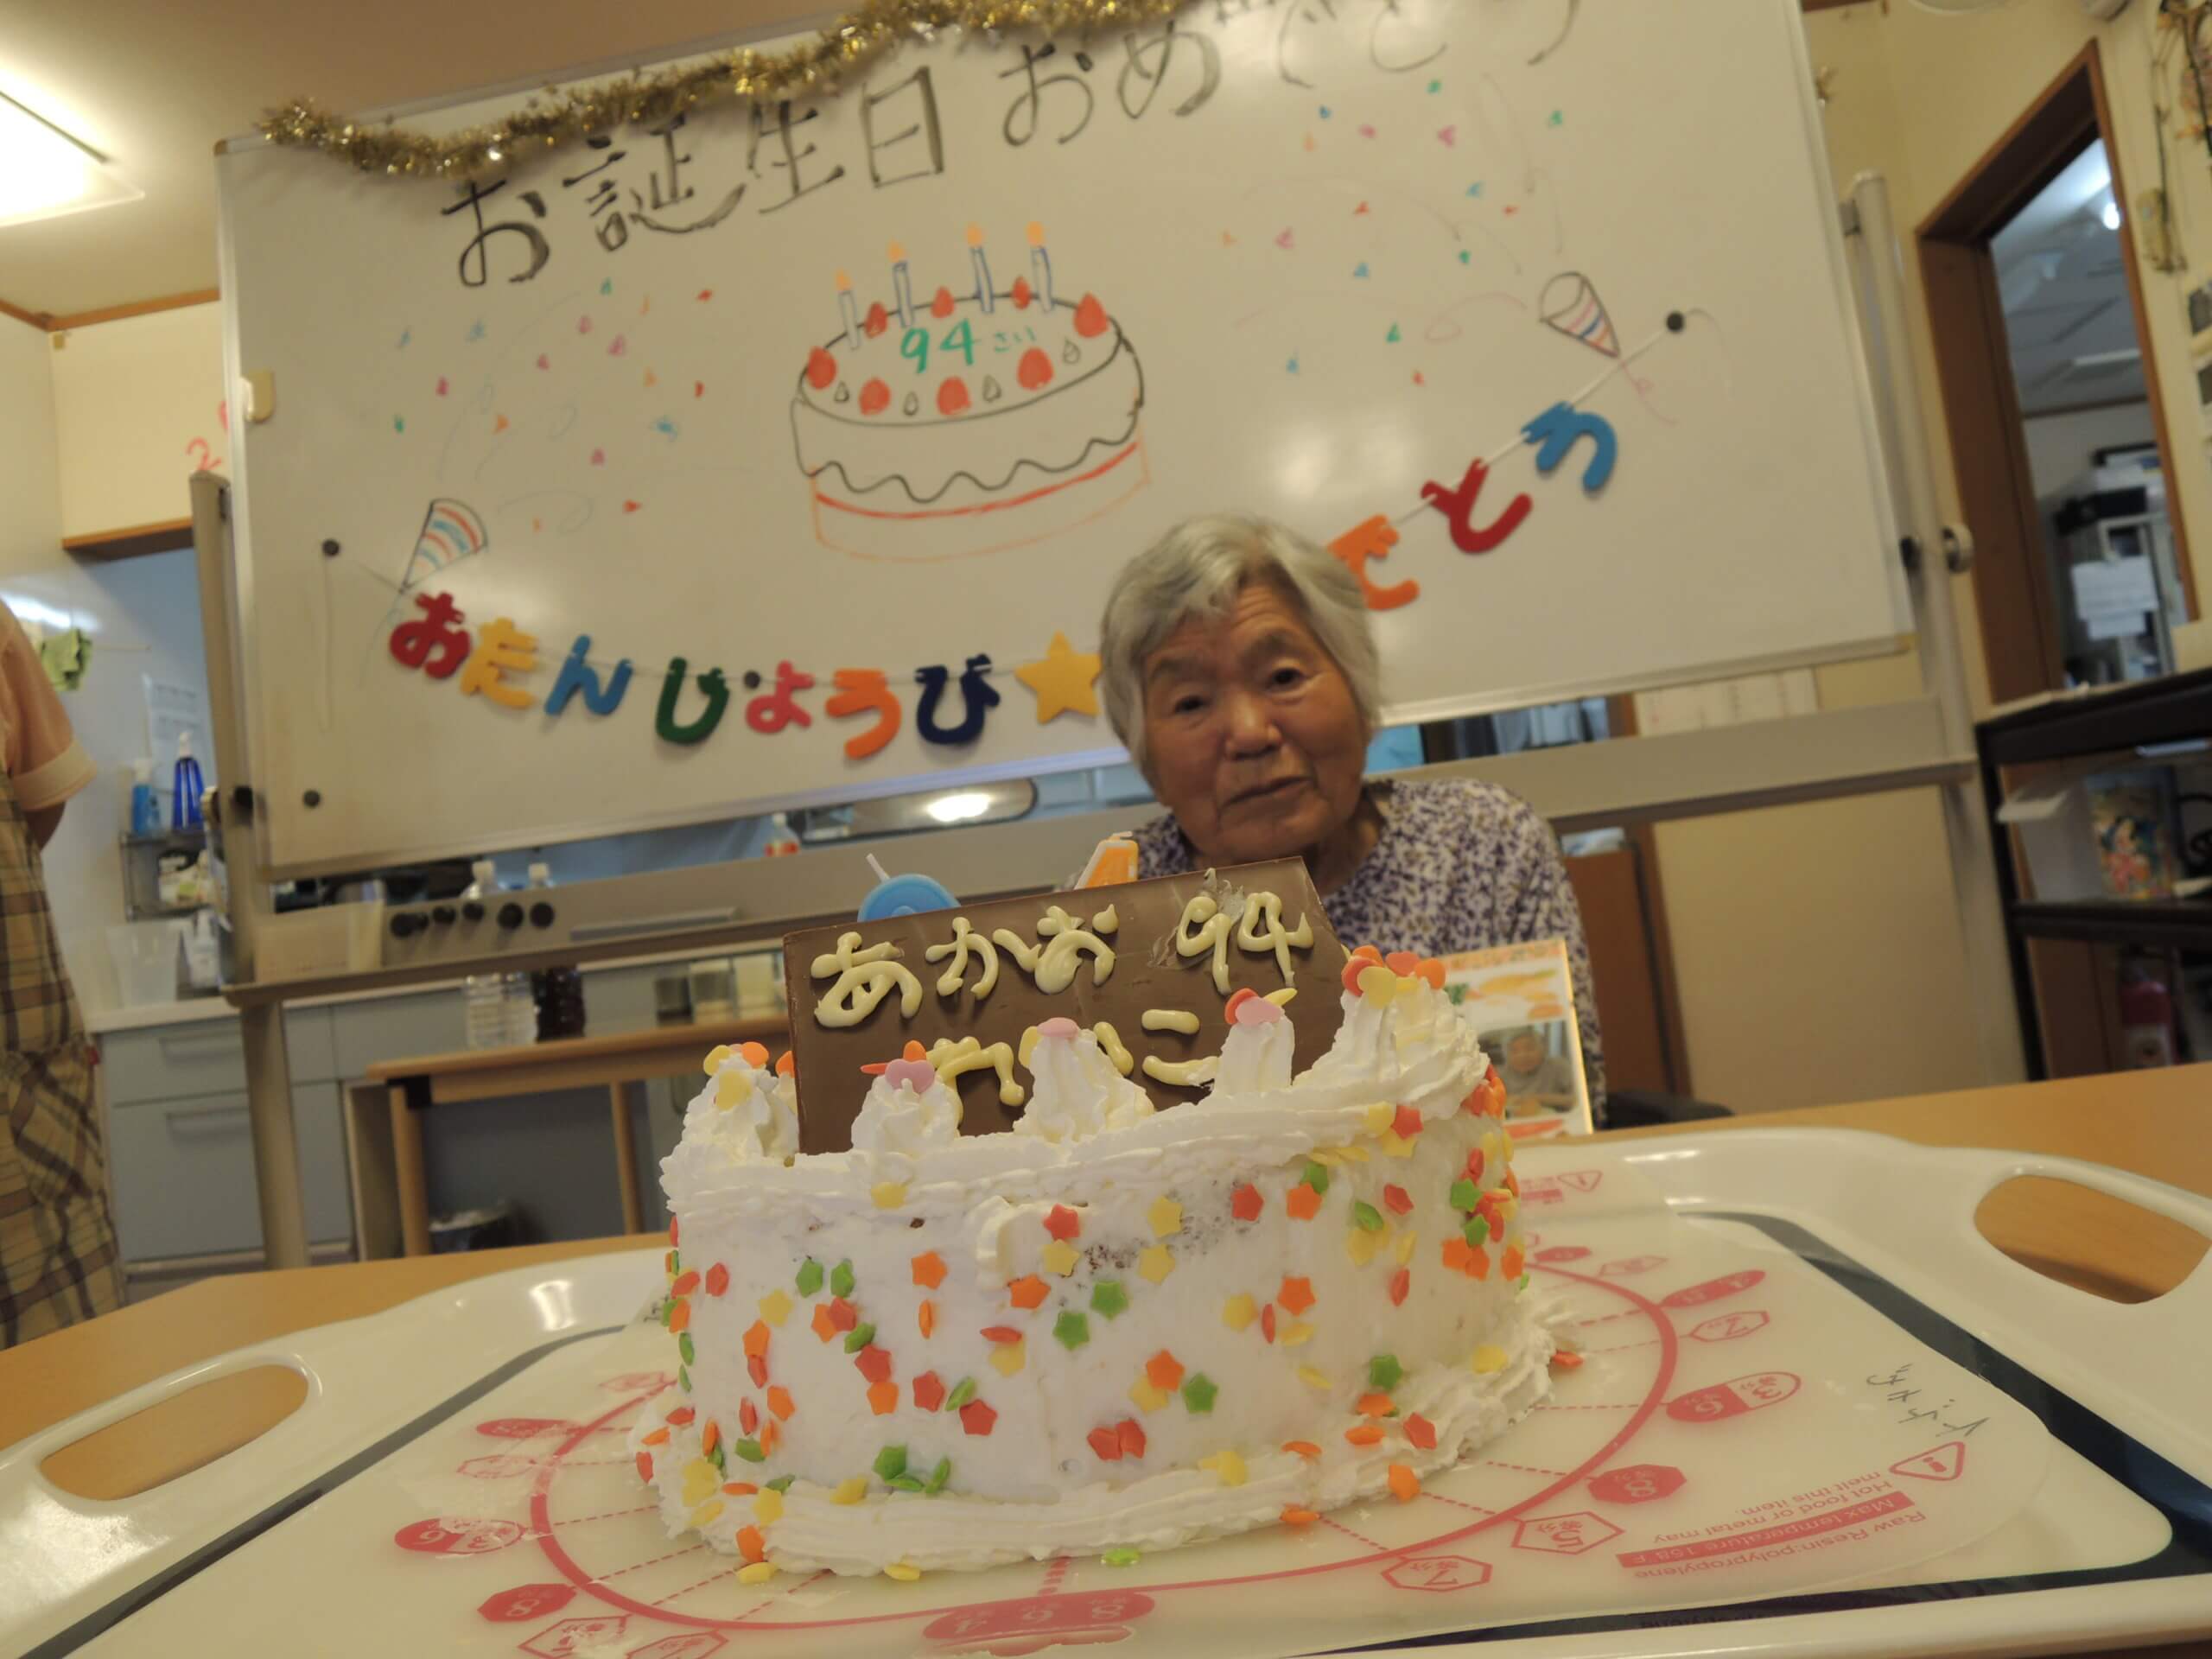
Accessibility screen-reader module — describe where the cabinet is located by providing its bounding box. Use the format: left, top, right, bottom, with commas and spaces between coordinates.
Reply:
109, 1083, 350, 1259
101, 1007, 346, 1269
1976, 666, 2212, 1076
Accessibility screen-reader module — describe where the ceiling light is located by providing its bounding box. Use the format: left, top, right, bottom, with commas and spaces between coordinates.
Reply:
2101, 199, 2122, 232
924, 791, 995, 824
0, 92, 139, 228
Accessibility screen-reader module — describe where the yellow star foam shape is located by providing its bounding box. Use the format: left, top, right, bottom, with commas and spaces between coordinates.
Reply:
1014, 632, 1103, 722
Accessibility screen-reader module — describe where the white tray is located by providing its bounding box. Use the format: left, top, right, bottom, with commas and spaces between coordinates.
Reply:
3, 1128, 2209, 1659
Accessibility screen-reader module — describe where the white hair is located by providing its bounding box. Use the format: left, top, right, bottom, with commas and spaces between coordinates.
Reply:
1098, 513, 1382, 779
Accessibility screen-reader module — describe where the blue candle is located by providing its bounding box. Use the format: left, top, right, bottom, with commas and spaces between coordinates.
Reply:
888, 241, 916, 332
1026, 221, 1054, 310
967, 223, 995, 314
859, 853, 957, 920
835, 268, 862, 346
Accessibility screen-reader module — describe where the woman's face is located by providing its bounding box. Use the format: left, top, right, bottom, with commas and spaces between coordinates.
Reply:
1139, 580, 1369, 866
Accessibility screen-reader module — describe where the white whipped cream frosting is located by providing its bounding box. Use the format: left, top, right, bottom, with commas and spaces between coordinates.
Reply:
1017, 1018, 1157, 1144
849, 1065, 964, 1170
640, 969, 1537, 1578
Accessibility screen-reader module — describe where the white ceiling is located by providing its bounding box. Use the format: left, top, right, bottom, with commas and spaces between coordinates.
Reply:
0, 0, 819, 318
1988, 139, 2148, 418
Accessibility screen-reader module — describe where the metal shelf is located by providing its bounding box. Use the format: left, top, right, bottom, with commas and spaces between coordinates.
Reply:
120, 828, 207, 851
1980, 667, 2212, 769
2009, 899, 2212, 950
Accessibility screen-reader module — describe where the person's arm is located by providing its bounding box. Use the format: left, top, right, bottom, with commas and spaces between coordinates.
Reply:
0, 610, 97, 832
1495, 799, 1605, 1114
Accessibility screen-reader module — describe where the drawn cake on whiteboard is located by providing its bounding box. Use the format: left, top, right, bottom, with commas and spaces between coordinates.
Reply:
630, 862, 1551, 1580
790, 226, 1147, 562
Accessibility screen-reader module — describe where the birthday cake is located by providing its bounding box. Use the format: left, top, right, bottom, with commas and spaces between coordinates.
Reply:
788, 244, 1147, 562
630, 864, 1548, 1580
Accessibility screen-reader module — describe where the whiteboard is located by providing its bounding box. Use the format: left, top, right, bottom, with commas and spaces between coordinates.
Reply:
217, 0, 1904, 876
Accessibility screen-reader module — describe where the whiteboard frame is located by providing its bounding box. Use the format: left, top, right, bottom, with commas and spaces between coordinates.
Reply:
213, 0, 1910, 880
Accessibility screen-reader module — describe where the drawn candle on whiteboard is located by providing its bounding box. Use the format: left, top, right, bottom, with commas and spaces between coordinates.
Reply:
1027, 220, 1055, 311
836, 269, 862, 346
967, 224, 995, 315
888, 241, 916, 331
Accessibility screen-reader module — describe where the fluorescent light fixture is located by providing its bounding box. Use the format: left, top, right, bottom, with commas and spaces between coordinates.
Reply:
2101, 198, 2122, 232
925, 791, 995, 824
3, 595, 76, 634
0, 92, 139, 228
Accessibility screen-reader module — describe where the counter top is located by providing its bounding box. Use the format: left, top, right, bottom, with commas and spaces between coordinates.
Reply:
83, 940, 787, 1035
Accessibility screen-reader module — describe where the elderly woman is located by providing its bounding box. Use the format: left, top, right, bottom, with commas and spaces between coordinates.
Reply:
1098, 512, 1605, 1109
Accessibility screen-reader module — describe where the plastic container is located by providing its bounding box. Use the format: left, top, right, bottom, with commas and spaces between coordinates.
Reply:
429, 1202, 518, 1253
106, 922, 182, 1007
460, 860, 512, 1051
526, 861, 585, 1041
169, 732, 204, 831
128, 760, 161, 836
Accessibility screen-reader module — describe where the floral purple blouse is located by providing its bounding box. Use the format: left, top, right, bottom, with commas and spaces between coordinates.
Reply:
1128, 779, 1605, 1112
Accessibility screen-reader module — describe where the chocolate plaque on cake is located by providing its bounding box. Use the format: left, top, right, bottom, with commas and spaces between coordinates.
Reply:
780, 859, 1345, 1151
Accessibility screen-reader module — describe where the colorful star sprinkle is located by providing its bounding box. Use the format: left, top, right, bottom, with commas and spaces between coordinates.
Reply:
1222, 1293, 1258, 1332
1147, 1195, 1185, 1237
1040, 1240, 1080, 1277
796, 1257, 824, 1295
1053, 1310, 1092, 1350
1368, 1353, 1404, 1390
1137, 1245, 1177, 1284
1007, 1275, 1050, 1308
989, 1339, 1027, 1376
1090, 1280, 1130, 1319
1471, 1344, 1508, 1374
758, 1290, 792, 1326
1231, 1184, 1265, 1221
1278, 1275, 1316, 1313
1044, 1204, 1082, 1241
1197, 1446, 1245, 1484
830, 1260, 856, 1299
910, 1251, 945, 1288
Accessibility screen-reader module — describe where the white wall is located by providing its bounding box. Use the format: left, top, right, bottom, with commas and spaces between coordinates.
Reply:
2022, 402, 2157, 500
1, 313, 208, 1018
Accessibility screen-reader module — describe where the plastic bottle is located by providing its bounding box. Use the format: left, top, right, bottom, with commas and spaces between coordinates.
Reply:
461, 860, 510, 1050
526, 861, 587, 1040
2119, 962, 2177, 1068
128, 759, 162, 836
169, 732, 205, 831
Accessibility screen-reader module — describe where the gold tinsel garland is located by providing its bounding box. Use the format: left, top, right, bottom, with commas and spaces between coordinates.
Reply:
260, 0, 1197, 180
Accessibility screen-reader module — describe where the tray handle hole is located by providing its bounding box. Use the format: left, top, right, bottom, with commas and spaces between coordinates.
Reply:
41, 1365, 308, 1500
1975, 1176, 2208, 1305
